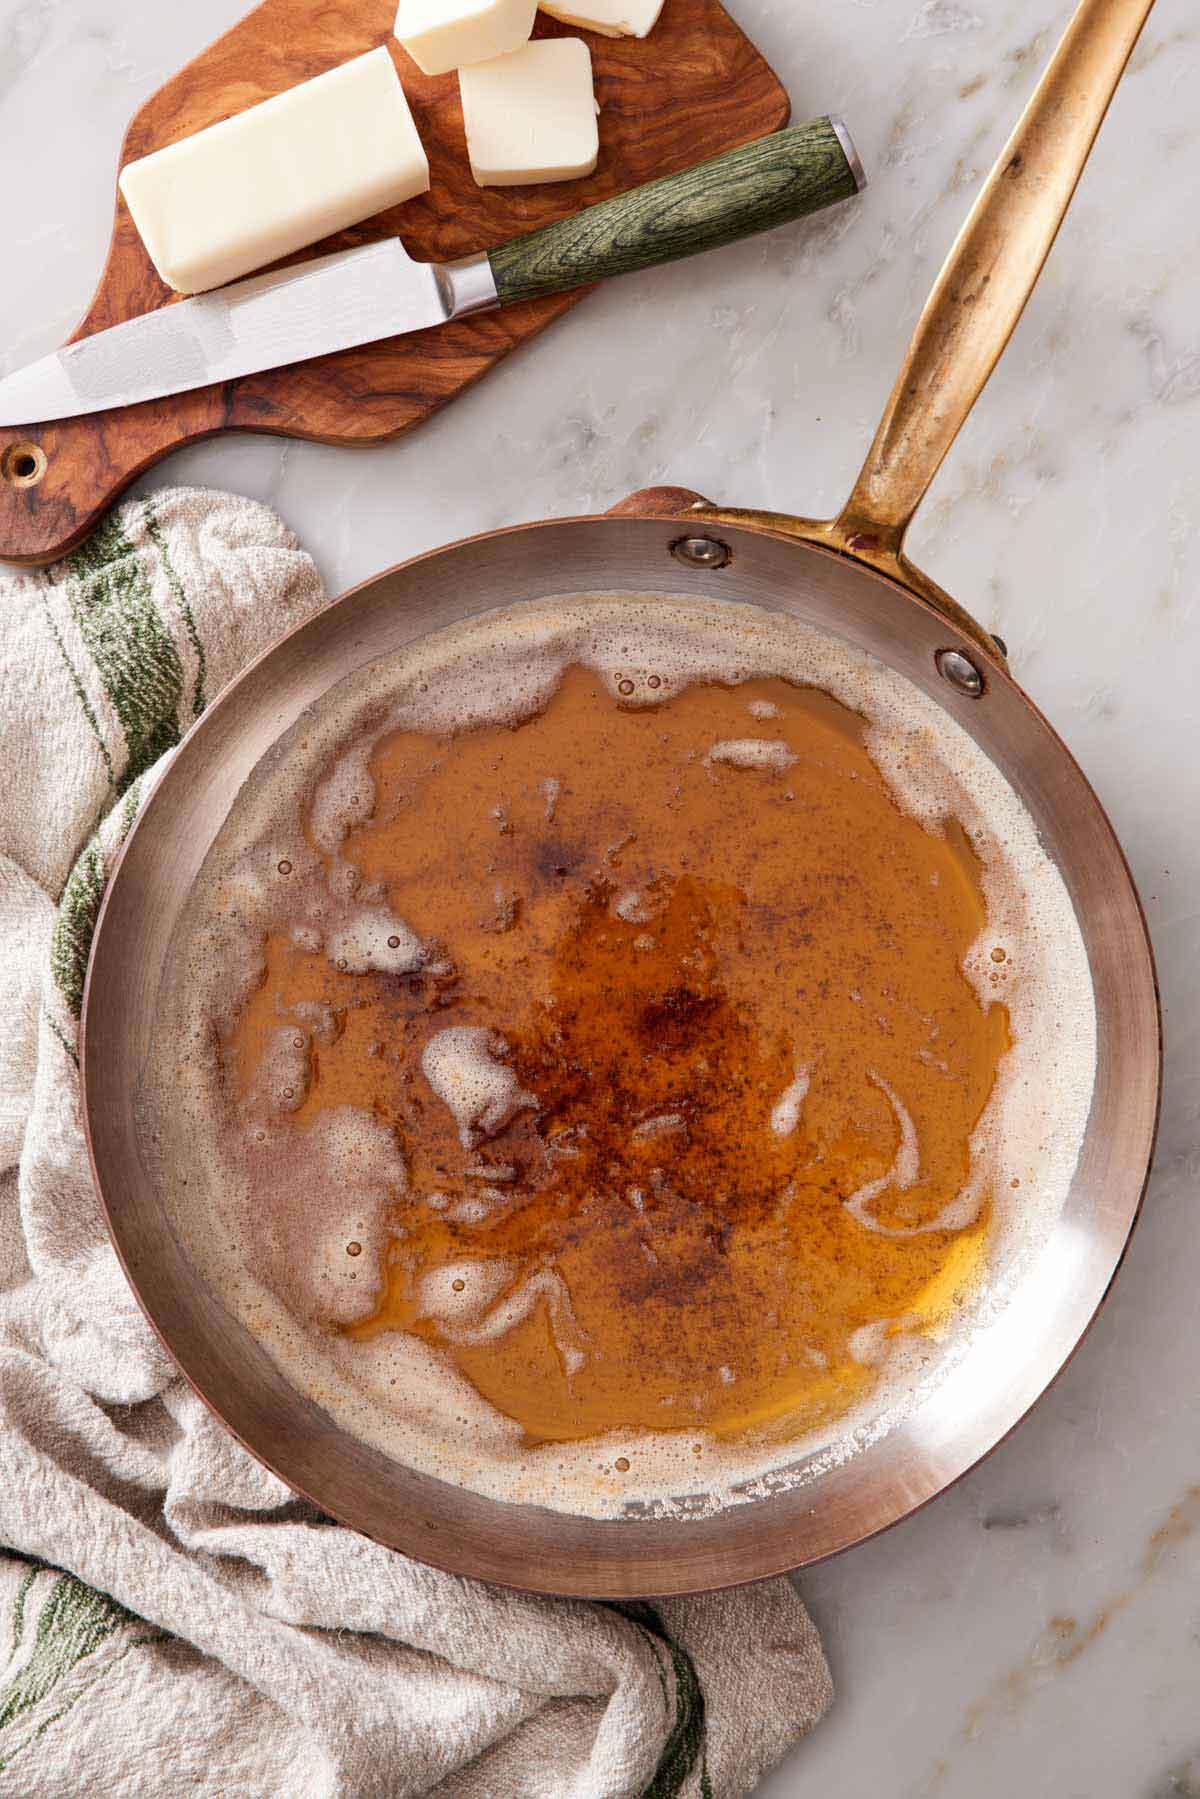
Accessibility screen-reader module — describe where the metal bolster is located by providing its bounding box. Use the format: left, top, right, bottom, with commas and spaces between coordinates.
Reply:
829, 116, 868, 193
435, 253, 501, 323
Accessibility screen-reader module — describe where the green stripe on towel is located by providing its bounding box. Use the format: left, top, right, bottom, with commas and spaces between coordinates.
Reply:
66, 510, 184, 791
49, 776, 145, 1019
613, 1601, 711, 1799
0, 1561, 164, 1778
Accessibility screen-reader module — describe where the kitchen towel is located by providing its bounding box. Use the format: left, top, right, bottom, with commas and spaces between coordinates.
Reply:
0, 487, 832, 1798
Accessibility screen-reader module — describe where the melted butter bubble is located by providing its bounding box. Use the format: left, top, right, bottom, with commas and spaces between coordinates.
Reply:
326, 910, 424, 976
421, 1027, 537, 1150
705, 738, 797, 772
769, 1068, 811, 1139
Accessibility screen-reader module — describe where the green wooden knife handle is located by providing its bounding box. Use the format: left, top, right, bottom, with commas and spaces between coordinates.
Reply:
487, 117, 865, 309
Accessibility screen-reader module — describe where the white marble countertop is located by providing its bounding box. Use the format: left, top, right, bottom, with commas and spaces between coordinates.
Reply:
2, 0, 1197, 1792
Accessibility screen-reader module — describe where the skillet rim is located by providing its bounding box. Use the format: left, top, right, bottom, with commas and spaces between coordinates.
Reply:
79, 509, 1162, 1597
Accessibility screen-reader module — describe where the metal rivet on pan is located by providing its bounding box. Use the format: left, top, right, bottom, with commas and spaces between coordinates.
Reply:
671, 535, 733, 570
936, 648, 985, 697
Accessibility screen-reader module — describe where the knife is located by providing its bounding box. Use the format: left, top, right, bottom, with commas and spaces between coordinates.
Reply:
0, 117, 864, 428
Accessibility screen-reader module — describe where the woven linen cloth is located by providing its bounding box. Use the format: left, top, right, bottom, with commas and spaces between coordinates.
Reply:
0, 486, 832, 1797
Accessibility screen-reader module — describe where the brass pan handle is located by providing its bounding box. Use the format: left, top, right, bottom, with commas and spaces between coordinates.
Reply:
695, 0, 1155, 652
835, 0, 1155, 554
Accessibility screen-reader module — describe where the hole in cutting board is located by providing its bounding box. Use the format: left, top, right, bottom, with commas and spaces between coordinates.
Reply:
3, 443, 47, 488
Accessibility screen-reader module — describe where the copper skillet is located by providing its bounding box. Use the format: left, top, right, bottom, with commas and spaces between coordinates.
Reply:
83, 0, 1161, 1599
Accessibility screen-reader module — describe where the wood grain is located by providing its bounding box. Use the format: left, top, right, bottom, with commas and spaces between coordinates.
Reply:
604, 485, 712, 517
489, 118, 857, 305
0, 0, 788, 566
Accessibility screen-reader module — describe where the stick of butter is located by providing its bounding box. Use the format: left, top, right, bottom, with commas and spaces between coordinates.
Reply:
118, 49, 430, 295
394, 0, 537, 78
538, 0, 664, 36
460, 38, 599, 187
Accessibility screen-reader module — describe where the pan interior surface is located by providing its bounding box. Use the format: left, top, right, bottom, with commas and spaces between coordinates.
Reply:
83, 518, 1159, 1595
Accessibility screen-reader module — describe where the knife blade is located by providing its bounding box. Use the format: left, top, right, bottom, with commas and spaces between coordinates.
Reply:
0, 117, 865, 429
0, 240, 477, 428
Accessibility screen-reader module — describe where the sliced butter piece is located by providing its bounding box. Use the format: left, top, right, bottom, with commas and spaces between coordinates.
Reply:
395, 0, 537, 78
460, 38, 599, 187
538, 0, 664, 36
118, 49, 430, 295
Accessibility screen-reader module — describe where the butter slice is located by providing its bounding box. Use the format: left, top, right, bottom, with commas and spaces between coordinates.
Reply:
460, 38, 598, 187
395, 0, 537, 78
119, 49, 430, 295
538, 0, 663, 36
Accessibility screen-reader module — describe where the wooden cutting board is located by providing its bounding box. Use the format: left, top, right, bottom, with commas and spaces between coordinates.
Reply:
0, 0, 788, 566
